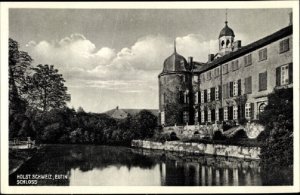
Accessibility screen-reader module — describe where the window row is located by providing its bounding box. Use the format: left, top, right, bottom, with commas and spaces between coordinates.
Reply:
200, 38, 290, 83
196, 104, 255, 123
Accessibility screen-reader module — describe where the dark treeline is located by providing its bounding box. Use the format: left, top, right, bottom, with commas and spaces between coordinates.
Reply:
9, 38, 158, 145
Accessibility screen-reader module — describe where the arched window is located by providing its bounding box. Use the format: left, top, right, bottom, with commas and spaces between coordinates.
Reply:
226, 39, 230, 47
259, 103, 266, 114
221, 40, 225, 48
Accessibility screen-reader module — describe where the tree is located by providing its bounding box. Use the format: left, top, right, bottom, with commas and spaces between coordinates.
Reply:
9, 39, 32, 112
258, 88, 293, 167
25, 64, 71, 111
132, 110, 157, 139
77, 106, 85, 113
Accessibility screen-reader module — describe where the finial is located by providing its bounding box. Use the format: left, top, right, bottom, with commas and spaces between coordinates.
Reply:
174, 39, 177, 53
225, 9, 228, 25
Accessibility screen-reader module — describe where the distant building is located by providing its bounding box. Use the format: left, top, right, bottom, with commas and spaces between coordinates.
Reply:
105, 106, 158, 119
159, 14, 293, 127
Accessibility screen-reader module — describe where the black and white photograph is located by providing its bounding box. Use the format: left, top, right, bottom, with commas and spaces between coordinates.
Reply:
1, 1, 299, 194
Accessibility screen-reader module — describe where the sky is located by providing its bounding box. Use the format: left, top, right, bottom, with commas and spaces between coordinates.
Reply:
9, 8, 292, 113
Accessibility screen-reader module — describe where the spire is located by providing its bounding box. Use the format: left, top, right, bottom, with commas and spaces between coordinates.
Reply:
225, 9, 228, 25
174, 39, 177, 53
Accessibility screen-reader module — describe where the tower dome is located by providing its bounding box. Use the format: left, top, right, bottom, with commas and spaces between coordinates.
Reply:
162, 41, 188, 72
219, 21, 235, 38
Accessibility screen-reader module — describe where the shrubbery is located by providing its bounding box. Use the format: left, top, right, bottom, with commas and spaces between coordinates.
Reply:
258, 88, 293, 167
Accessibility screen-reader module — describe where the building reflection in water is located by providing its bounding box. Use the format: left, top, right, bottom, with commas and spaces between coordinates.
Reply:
162, 155, 262, 186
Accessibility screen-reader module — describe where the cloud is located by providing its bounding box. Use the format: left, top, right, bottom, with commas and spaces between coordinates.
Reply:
24, 32, 231, 112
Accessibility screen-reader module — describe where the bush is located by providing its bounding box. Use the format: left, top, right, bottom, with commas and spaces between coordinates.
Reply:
213, 131, 226, 140
258, 88, 293, 167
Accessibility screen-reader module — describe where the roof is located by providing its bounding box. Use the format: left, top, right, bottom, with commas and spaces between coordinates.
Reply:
104, 107, 159, 119
219, 21, 235, 38
194, 25, 293, 73
162, 51, 188, 73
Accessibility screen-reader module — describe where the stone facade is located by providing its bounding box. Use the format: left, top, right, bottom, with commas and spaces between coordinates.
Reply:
132, 140, 261, 160
158, 16, 293, 130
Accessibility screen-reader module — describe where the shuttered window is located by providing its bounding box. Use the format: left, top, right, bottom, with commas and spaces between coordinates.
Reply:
219, 108, 224, 121
228, 106, 233, 120
229, 81, 234, 97
277, 64, 292, 86
200, 91, 204, 103
279, 38, 289, 53
207, 88, 211, 102
245, 103, 251, 119
214, 67, 220, 77
244, 54, 252, 66
224, 107, 228, 121
259, 71, 268, 91
215, 86, 219, 100
259, 48, 267, 61
232, 60, 239, 71
245, 76, 252, 94
201, 110, 205, 123
204, 90, 207, 103
233, 81, 238, 96
222, 64, 228, 74
233, 106, 238, 120
194, 92, 199, 104
211, 87, 215, 101
238, 79, 241, 95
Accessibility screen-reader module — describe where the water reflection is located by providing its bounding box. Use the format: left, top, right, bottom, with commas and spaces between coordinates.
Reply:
9, 145, 292, 186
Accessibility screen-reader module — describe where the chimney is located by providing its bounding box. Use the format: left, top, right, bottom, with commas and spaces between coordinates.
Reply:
233, 40, 242, 51
188, 56, 193, 69
208, 54, 214, 62
116, 106, 119, 110
289, 12, 293, 26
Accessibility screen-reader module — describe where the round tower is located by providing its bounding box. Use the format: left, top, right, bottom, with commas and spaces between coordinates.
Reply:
158, 41, 193, 127
219, 21, 235, 56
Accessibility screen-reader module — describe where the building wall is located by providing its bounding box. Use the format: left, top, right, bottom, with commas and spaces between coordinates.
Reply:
197, 34, 293, 124
159, 72, 193, 126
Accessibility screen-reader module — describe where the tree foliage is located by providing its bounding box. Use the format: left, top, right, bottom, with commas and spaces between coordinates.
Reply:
25, 64, 71, 111
258, 88, 293, 167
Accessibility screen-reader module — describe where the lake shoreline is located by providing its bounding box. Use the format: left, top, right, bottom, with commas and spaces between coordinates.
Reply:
132, 140, 261, 160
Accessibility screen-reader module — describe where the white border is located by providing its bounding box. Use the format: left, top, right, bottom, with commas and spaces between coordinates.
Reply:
1, 1, 299, 194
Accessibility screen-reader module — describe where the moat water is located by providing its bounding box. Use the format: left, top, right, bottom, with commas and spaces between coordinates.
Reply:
9, 144, 293, 186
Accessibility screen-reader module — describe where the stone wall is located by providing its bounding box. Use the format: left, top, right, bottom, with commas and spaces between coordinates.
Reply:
131, 140, 261, 160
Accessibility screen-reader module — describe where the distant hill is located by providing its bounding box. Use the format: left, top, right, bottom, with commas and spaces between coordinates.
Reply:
104, 106, 159, 119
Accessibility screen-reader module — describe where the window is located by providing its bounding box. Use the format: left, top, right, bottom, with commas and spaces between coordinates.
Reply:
204, 90, 207, 103
281, 64, 289, 85
231, 60, 239, 71
229, 81, 234, 97
207, 71, 212, 80
233, 106, 238, 120
245, 76, 252, 94
259, 103, 266, 115
259, 48, 267, 61
228, 106, 233, 120
161, 93, 165, 105
215, 86, 219, 100
224, 107, 228, 121
207, 88, 211, 102
193, 75, 199, 82
184, 90, 189, 103
276, 64, 293, 86
211, 109, 215, 122
195, 110, 199, 123
223, 83, 230, 99
208, 109, 211, 123
200, 91, 204, 103
183, 111, 189, 124
222, 64, 228, 74
245, 103, 251, 119
200, 74, 205, 83
161, 111, 165, 125
233, 81, 238, 96
215, 109, 219, 121
201, 110, 205, 123
259, 71, 268, 91
279, 38, 289, 53
244, 54, 252, 66
194, 92, 199, 104
214, 67, 220, 77
211, 87, 215, 101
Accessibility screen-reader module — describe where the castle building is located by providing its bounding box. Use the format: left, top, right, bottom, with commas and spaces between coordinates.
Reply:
158, 15, 293, 127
